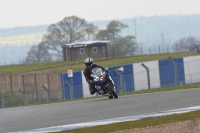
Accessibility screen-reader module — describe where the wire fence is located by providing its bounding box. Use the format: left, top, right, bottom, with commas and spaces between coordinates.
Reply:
1, 72, 199, 108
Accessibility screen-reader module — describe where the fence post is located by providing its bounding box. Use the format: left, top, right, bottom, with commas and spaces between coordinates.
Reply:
65, 81, 73, 99
149, 46, 151, 55
169, 57, 179, 86
141, 63, 151, 90
42, 85, 51, 102
124, 82, 126, 94
114, 67, 124, 93
10, 75, 13, 96
19, 89, 28, 105
0, 93, 5, 108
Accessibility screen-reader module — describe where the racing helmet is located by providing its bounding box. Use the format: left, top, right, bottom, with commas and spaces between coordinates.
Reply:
85, 57, 93, 67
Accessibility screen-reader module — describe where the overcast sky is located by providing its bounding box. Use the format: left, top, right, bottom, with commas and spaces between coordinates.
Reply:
0, 0, 200, 29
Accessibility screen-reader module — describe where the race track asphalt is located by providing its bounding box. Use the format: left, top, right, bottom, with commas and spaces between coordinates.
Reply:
0, 88, 200, 133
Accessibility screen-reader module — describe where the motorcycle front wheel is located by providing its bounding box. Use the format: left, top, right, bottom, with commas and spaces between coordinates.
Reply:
107, 85, 118, 99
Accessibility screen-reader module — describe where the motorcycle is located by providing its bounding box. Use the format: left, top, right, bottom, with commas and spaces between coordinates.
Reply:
91, 67, 118, 99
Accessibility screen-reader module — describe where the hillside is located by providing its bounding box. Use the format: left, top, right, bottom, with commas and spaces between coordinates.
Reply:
0, 25, 48, 38
1, 14, 200, 45
0, 14, 200, 66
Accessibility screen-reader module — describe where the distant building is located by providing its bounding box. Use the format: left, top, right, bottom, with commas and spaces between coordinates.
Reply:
62, 41, 110, 62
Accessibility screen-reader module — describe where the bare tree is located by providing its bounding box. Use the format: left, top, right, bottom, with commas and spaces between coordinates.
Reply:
96, 20, 136, 57
96, 29, 110, 40
25, 43, 51, 63
106, 36, 137, 57
57, 16, 88, 43
107, 20, 128, 39
85, 23, 98, 40
172, 36, 200, 52
115, 36, 138, 56
172, 37, 187, 52
186, 36, 200, 51
96, 20, 128, 40
42, 16, 98, 57
42, 28, 64, 54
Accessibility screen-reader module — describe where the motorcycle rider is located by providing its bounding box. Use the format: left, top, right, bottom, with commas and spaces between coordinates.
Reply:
83, 57, 115, 95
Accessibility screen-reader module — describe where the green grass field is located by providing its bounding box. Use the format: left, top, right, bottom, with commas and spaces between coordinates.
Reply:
0, 52, 198, 75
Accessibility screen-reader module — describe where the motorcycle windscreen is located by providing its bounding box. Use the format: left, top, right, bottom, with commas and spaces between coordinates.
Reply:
92, 68, 103, 77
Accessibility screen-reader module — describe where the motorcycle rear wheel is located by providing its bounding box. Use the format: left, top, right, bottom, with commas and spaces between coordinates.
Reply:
107, 85, 118, 99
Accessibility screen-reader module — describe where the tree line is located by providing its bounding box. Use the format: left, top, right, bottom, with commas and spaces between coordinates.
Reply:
25, 16, 200, 63
25, 16, 137, 63
172, 36, 200, 53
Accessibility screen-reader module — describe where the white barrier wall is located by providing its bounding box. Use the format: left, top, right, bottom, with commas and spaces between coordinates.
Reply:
133, 60, 160, 91
80, 55, 200, 97
183, 55, 200, 84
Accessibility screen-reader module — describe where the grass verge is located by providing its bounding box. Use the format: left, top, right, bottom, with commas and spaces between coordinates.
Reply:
54, 110, 200, 133
0, 52, 197, 74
